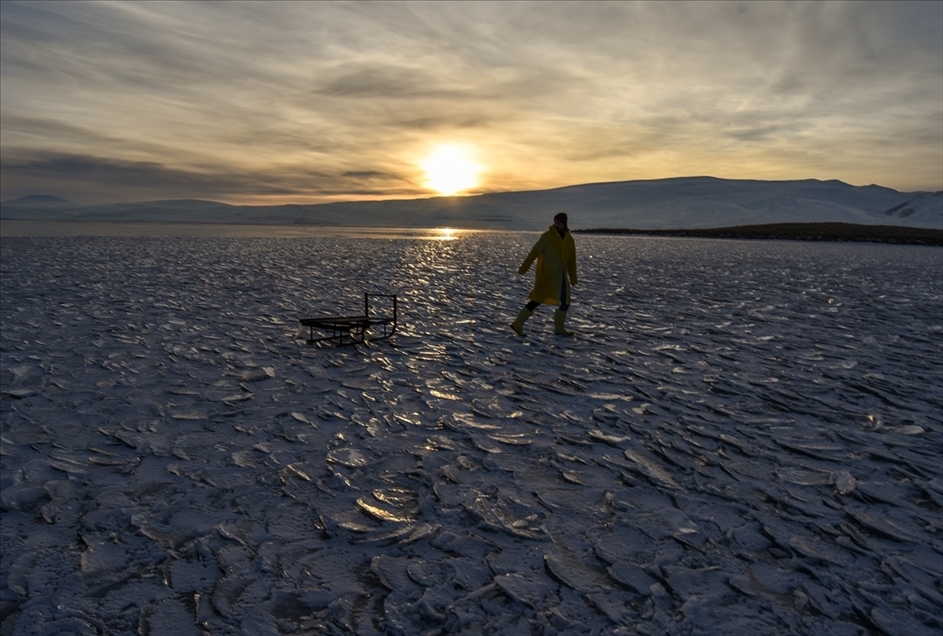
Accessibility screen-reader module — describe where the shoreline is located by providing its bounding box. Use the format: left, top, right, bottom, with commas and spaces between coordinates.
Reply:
2, 220, 941, 245
0, 221, 492, 239
574, 222, 943, 246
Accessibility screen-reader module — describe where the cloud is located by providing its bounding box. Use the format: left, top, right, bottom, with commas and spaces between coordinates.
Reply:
0, 149, 422, 203
316, 65, 450, 99
1, 150, 283, 200
1, 0, 940, 203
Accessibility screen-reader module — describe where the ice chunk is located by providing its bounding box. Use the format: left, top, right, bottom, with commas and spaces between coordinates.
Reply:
623, 449, 681, 489
588, 429, 630, 446
240, 366, 275, 382
356, 497, 414, 523
831, 470, 857, 495
326, 447, 371, 468
606, 562, 657, 595
543, 551, 612, 593
494, 572, 556, 608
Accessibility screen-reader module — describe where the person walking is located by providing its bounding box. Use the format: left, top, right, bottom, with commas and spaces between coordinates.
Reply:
511, 212, 578, 336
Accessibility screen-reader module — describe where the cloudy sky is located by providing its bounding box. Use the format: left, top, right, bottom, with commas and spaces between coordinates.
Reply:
1, 1, 941, 205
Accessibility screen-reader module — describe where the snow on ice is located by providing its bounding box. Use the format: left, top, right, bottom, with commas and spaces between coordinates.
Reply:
1, 231, 941, 635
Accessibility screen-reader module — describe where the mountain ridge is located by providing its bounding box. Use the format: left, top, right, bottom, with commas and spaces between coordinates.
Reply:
2, 177, 940, 230
5, 194, 75, 206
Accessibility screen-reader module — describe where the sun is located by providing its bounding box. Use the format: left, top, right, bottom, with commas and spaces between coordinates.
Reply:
420, 144, 481, 195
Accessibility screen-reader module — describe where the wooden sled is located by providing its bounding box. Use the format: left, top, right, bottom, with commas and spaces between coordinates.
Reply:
300, 293, 397, 346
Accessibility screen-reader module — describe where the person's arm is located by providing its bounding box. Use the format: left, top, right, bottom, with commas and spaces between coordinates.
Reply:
519, 236, 544, 274
566, 237, 578, 285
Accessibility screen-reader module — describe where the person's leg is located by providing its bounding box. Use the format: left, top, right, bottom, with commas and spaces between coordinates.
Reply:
554, 278, 573, 336
512, 301, 539, 335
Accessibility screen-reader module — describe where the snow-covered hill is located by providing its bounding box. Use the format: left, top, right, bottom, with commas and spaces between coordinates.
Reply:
2, 177, 941, 230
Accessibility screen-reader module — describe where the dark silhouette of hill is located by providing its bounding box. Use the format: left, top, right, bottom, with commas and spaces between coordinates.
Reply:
576, 223, 943, 246
4, 194, 74, 206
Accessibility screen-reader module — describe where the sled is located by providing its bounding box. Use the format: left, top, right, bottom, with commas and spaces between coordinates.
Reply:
299, 293, 397, 346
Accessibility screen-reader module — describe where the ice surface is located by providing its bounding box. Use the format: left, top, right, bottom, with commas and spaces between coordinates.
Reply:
1, 232, 941, 635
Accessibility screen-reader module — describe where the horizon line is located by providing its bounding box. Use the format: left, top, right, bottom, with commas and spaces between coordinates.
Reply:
4, 175, 941, 208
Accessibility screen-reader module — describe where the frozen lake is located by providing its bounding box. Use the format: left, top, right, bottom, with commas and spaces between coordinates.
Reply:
2, 231, 941, 635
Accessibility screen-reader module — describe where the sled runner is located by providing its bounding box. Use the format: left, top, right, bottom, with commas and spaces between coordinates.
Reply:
300, 293, 397, 346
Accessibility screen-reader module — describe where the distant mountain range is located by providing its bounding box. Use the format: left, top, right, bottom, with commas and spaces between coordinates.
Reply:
2, 177, 941, 231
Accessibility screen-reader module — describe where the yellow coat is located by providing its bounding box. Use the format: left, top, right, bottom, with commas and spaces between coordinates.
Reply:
519, 227, 578, 305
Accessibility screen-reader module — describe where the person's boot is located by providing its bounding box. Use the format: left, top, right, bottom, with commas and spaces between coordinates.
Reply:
511, 308, 532, 335
554, 310, 574, 336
